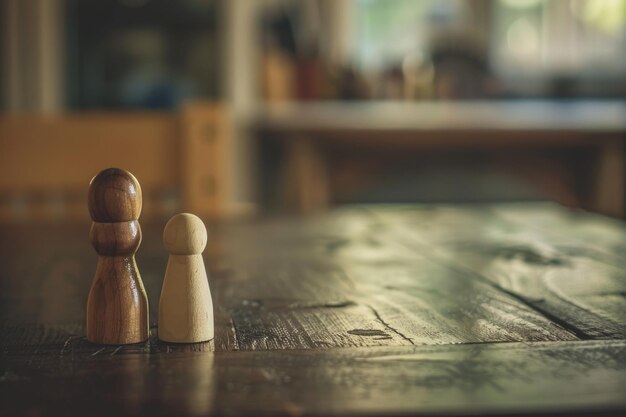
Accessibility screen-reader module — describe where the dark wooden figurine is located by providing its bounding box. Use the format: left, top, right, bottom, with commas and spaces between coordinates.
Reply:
86, 168, 149, 344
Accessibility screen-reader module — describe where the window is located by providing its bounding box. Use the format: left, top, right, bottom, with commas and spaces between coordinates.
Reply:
492, 0, 626, 76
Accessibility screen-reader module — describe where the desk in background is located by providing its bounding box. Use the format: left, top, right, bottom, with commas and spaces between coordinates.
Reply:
255, 101, 626, 217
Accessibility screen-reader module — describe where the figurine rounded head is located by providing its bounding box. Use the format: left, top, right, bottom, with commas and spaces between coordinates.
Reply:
163, 213, 207, 255
88, 168, 142, 222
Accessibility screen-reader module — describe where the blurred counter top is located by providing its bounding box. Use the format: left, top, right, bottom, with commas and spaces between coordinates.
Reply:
254, 100, 626, 134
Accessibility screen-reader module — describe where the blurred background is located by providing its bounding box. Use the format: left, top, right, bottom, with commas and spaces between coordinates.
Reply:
0, 0, 625, 221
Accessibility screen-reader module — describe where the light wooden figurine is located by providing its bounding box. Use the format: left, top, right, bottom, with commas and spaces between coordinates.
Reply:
86, 168, 149, 345
158, 213, 214, 343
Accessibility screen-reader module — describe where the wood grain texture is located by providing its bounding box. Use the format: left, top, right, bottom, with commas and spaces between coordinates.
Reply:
2, 204, 624, 352
88, 168, 142, 222
215, 256, 578, 350
86, 168, 149, 345
0, 203, 625, 416
368, 204, 626, 339
1, 340, 625, 417
86, 256, 149, 345
90, 221, 142, 256
211, 207, 588, 350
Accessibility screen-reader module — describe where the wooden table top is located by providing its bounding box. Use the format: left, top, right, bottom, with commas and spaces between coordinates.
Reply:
1, 203, 625, 416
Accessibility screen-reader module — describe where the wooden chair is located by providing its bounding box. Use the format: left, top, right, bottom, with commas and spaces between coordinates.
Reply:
0, 102, 230, 221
